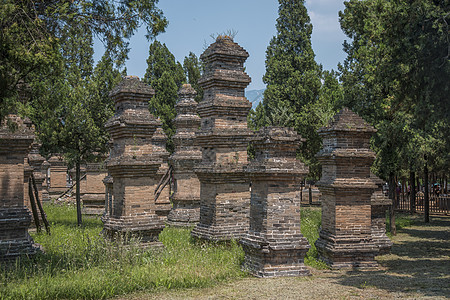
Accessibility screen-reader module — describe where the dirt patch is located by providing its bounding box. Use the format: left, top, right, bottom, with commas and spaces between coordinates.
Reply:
118, 214, 450, 300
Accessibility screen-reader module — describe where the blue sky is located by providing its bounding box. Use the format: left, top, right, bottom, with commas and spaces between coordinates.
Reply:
95, 0, 347, 91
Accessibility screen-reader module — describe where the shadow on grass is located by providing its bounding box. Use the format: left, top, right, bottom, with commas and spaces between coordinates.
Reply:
334, 215, 450, 298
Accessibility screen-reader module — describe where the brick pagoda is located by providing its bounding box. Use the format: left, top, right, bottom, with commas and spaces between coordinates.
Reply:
191, 36, 253, 241
241, 127, 310, 277
102, 76, 166, 247
0, 115, 39, 260
167, 84, 202, 226
315, 107, 379, 268
48, 155, 67, 198
82, 159, 107, 215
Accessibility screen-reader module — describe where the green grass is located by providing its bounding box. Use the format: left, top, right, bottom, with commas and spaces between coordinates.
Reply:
0, 204, 338, 299
301, 207, 329, 269
0, 204, 245, 300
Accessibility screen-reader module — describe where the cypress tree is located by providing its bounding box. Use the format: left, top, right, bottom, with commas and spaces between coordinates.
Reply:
262, 0, 322, 177
183, 52, 203, 102
144, 41, 185, 152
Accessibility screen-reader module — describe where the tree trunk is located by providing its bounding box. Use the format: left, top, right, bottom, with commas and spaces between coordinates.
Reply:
300, 179, 303, 203
76, 160, 82, 226
388, 173, 396, 235
28, 177, 41, 233
410, 171, 416, 214
424, 161, 429, 223
31, 173, 51, 235
308, 183, 312, 205
444, 174, 447, 194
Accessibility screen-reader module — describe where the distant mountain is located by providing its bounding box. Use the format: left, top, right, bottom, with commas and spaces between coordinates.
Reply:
245, 89, 265, 109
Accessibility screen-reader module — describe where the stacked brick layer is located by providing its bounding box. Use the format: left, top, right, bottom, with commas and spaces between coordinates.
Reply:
241, 127, 310, 277
315, 108, 379, 269
167, 84, 202, 226
0, 115, 39, 260
191, 37, 252, 241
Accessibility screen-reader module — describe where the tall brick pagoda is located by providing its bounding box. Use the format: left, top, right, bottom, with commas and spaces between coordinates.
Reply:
191, 36, 253, 241
242, 127, 310, 277
102, 76, 166, 247
167, 84, 202, 226
0, 115, 39, 260
82, 159, 107, 215
315, 107, 379, 268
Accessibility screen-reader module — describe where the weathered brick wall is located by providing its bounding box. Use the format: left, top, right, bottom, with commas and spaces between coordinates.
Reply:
102, 76, 167, 247
82, 162, 107, 215
191, 36, 253, 242
241, 127, 310, 277
167, 84, 202, 226
315, 108, 379, 269
0, 115, 39, 260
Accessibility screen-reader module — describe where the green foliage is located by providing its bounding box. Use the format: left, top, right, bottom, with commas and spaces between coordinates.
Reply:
183, 52, 204, 102
339, 0, 449, 179
300, 208, 329, 269
0, 0, 167, 120
144, 41, 185, 152
259, 0, 342, 180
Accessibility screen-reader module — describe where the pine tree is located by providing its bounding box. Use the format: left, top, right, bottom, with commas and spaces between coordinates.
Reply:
143, 41, 185, 152
262, 0, 323, 178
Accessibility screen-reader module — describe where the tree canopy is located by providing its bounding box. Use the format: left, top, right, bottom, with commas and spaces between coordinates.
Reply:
339, 0, 449, 180
1, 0, 167, 119
144, 41, 185, 152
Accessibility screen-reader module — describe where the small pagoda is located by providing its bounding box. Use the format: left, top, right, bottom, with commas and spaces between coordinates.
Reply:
315, 108, 379, 268
167, 84, 202, 226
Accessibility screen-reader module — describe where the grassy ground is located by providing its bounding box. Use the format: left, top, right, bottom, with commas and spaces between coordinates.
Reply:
0, 204, 245, 299
120, 213, 450, 300
1, 205, 448, 299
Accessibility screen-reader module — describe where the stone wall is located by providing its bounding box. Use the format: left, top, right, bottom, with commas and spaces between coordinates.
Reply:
191, 36, 253, 241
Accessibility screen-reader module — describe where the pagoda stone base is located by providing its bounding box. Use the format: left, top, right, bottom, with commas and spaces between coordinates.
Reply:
372, 205, 392, 255
102, 215, 164, 248
315, 231, 378, 269
241, 235, 310, 277
0, 208, 40, 260
82, 194, 105, 215
191, 223, 249, 242
166, 198, 200, 227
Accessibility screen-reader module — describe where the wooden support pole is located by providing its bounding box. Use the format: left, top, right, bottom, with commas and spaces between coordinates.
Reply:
31, 173, 51, 235
28, 177, 41, 233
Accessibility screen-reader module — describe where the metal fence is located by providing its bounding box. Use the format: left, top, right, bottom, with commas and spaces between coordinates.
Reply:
395, 194, 450, 215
